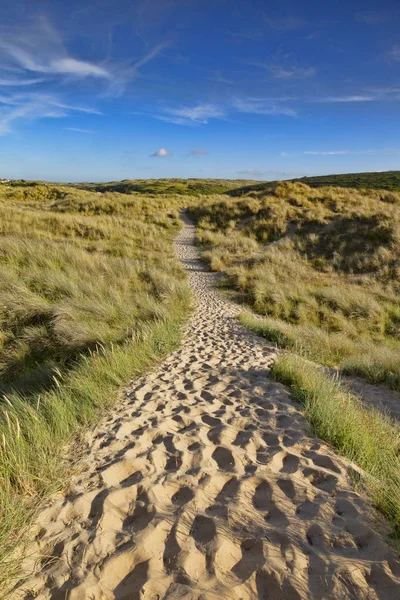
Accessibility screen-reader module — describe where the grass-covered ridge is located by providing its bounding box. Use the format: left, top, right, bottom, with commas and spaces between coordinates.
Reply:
191, 181, 400, 389
74, 177, 256, 196
293, 170, 400, 191
0, 182, 192, 592
227, 170, 400, 196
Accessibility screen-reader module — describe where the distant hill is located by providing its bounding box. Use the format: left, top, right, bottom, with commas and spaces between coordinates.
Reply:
292, 171, 400, 191
228, 171, 400, 196
75, 178, 257, 196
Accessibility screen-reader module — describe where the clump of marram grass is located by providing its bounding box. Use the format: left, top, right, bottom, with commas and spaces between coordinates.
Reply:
270, 353, 400, 533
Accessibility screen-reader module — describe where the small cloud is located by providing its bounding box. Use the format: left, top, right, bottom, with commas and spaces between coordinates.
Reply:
188, 149, 209, 156
280, 152, 289, 156
64, 127, 94, 133
150, 148, 172, 157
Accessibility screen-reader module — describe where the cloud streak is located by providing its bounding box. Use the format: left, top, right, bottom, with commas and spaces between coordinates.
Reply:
303, 148, 400, 156
159, 104, 225, 125
64, 127, 94, 134
0, 92, 102, 135
233, 97, 297, 116
0, 20, 110, 79
245, 59, 316, 79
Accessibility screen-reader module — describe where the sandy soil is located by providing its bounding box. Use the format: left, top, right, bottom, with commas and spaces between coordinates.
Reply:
14, 215, 400, 599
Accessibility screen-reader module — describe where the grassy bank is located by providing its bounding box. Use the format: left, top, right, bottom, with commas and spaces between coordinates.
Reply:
0, 183, 192, 593
270, 354, 400, 535
191, 182, 400, 390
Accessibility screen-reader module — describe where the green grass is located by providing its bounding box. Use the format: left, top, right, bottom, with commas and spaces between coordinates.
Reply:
0, 182, 193, 594
191, 181, 400, 390
270, 354, 400, 535
239, 313, 400, 390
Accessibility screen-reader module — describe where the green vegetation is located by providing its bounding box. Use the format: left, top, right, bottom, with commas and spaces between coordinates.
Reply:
271, 354, 400, 534
191, 181, 400, 389
74, 177, 255, 196
0, 182, 193, 592
293, 170, 400, 191
227, 170, 400, 196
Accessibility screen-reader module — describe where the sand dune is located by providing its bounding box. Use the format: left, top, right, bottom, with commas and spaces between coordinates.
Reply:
14, 215, 400, 599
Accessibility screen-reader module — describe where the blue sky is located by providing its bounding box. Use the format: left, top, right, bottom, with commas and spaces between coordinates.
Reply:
0, 0, 399, 181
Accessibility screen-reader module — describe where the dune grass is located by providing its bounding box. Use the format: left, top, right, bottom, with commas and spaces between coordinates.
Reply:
239, 313, 400, 390
191, 182, 400, 390
270, 354, 400, 535
0, 183, 193, 593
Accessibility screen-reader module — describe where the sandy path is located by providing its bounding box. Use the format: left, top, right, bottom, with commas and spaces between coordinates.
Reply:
15, 215, 400, 600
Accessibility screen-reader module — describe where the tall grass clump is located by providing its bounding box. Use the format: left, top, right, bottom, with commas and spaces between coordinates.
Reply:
270, 354, 400, 534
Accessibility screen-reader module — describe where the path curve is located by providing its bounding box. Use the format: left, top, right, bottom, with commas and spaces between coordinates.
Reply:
15, 215, 400, 599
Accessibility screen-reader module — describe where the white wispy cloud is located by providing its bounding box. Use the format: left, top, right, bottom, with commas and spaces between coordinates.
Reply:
188, 149, 209, 155
0, 92, 102, 135
303, 148, 400, 156
269, 65, 316, 79
0, 101, 65, 135
159, 104, 225, 125
0, 77, 44, 87
245, 58, 316, 79
64, 128, 94, 134
49, 100, 103, 115
304, 150, 349, 155
0, 21, 110, 79
150, 148, 172, 157
0, 14, 166, 114
314, 95, 378, 102
107, 43, 167, 95
233, 97, 297, 117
